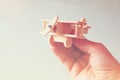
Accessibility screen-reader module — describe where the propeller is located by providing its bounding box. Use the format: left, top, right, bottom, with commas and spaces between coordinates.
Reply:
44, 16, 59, 36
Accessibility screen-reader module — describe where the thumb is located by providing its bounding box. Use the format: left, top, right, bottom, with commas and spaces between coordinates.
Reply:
73, 39, 98, 54
73, 38, 119, 68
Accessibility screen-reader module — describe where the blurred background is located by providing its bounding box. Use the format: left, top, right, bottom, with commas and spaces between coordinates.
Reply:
0, 0, 120, 80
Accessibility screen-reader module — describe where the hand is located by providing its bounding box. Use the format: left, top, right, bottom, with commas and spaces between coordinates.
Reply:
49, 38, 120, 80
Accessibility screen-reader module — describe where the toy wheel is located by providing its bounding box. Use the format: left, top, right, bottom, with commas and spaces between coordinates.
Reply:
64, 37, 72, 48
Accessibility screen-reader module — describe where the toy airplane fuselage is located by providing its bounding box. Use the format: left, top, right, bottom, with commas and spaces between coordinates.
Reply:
42, 16, 90, 48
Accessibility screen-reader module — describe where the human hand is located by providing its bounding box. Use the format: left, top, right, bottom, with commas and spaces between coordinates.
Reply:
49, 37, 120, 80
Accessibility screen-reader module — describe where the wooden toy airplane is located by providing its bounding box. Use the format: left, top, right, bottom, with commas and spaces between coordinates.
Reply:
41, 16, 90, 48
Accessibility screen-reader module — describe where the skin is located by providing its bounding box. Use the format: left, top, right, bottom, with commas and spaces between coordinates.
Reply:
49, 38, 120, 80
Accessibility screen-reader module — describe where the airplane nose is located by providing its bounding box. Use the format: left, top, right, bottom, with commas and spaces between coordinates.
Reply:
48, 25, 52, 28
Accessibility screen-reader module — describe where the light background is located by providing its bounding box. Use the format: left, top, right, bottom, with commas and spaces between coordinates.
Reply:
0, 0, 120, 80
